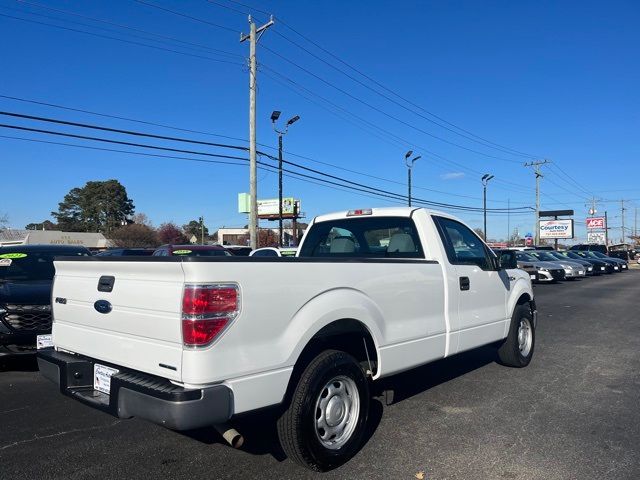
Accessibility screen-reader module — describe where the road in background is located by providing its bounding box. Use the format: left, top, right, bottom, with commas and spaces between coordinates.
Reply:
1, 272, 639, 479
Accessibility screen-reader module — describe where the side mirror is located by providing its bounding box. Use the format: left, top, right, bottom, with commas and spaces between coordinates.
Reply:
498, 251, 518, 270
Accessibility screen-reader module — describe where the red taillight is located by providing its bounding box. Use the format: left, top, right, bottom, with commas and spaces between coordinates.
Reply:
182, 318, 229, 346
181, 285, 239, 346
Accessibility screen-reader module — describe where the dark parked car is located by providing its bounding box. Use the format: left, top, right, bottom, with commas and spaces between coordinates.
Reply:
572, 243, 637, 261
573, 251, 618, 273
223, 245, 253, 256
95, 248, 154, 256
0, 245, 91, 356
588, 251, 628, 271
570, 244, 608, 255
152, 244, 231, 257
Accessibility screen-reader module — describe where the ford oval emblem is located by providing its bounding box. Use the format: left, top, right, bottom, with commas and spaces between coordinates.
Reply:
94, 300, 112, 314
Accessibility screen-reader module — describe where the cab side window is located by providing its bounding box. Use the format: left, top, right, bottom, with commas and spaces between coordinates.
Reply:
434, 216, 493, 270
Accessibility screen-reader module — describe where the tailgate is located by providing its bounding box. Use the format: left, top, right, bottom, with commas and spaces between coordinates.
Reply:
51, 259, 185, 381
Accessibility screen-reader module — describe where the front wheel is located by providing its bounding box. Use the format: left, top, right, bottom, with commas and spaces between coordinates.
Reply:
277, 350, 370, 471
498, 304, 535, 367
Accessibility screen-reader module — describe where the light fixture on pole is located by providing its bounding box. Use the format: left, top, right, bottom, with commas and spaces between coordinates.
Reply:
405, 151, 421, 207
271, 111, 300, 247
481, 174, 495, 241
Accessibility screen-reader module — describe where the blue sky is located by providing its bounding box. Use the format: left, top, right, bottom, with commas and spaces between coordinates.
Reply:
1, 0, 638, 243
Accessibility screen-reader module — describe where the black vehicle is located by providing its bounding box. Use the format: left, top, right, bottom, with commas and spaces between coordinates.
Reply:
0, 245, 90, 356
589, 251, 629, 271
95, 248, 154, 256
223, 245, 253, 256
570, 244, 608, 255
573, 251, 618, 273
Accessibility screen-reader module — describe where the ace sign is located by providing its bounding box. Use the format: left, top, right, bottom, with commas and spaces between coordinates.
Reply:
586, 217, 606, 230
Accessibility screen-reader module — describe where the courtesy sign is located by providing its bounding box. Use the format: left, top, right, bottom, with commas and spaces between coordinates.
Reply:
539, 219, 574, 239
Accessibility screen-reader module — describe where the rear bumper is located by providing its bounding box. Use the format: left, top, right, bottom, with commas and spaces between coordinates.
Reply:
37, 349, 234, 430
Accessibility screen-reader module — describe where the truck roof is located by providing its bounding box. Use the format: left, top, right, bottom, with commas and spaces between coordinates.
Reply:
313, 206, 450, 224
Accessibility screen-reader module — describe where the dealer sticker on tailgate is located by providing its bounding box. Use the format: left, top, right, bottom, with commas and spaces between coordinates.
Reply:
94, 364, 119, 394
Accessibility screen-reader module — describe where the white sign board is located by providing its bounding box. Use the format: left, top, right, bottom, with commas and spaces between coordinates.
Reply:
539, 219, 574, 239
257, 198, 297, 216
587, 231, 606, 244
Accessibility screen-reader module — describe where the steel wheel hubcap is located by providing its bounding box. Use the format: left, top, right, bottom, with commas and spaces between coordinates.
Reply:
517, 318, 532, 357
314, 375, 360, 450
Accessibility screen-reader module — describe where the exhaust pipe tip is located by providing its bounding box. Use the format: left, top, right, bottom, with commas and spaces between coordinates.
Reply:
214, 424, 244, 449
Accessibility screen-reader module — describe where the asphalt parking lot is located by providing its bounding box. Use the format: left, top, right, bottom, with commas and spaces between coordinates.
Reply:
1, 271, 639, 480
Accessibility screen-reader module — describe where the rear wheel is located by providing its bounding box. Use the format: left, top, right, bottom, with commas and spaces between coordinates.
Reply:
277, 350, 370, 471
498, 304, 535, 367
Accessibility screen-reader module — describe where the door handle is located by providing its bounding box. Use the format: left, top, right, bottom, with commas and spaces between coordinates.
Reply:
459, 276, 470, 291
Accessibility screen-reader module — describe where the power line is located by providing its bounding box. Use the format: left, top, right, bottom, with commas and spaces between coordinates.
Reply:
0, 111, 249, 152
260, 46, 524, 164
14, 0, 242, 59
0, 11, 243, 66
133, 0, 237, 33
260, 66, 533, 194
0, 94, 524, 205
0, 119, 531, 213
0, 134, 248, 167
220, 0, 540, 160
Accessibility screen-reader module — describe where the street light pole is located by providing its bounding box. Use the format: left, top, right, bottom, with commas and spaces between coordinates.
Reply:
481, 174, 494, 241
404, 150, 421, 207
271, 111, 300, 247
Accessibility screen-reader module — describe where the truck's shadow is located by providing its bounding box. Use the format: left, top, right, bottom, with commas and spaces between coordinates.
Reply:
0, 354, 39, 372
183, 345, 497, 462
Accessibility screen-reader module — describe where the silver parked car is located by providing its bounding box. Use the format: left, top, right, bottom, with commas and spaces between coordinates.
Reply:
546, 250, 595, 275
514, 251, 565, 282
529, 250, 586, 279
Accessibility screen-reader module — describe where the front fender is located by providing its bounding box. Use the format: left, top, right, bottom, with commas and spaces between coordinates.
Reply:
507, 273, 535, 316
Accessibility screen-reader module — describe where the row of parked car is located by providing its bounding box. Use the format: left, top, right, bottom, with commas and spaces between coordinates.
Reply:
494, 246, 629, 283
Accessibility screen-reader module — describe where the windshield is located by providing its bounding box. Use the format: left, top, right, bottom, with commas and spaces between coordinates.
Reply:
566, 252, 585, 260
516, 252, 537, 262
591, 251, 609, 259
0, 250, 89, 282
530, 251, 558, 262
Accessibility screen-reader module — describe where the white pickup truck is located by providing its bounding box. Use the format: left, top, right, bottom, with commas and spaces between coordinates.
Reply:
38, 207, 536, 471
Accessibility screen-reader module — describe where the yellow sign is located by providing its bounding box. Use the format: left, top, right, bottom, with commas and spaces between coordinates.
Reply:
0, 253, 27, 259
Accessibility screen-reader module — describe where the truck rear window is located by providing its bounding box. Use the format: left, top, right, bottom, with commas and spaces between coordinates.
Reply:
299, 217, 424, 258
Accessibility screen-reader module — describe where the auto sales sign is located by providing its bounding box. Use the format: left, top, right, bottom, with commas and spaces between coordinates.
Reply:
586, 217, 606, 230
539, 219, 574, 239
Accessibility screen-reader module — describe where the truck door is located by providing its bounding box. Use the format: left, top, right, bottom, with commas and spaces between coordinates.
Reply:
432, 216, 510, 354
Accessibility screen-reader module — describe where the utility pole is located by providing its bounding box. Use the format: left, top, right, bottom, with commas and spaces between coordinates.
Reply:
604, 211, 609, 246
507, 198, 510, 247
199, 216, 204, 245
620, 199, 626, 244
241, 15, 274, 250
524, 159, 550, 245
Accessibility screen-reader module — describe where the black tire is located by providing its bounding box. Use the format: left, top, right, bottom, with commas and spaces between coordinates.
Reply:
497, 304, 535, 368
277, 350, 370, 471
